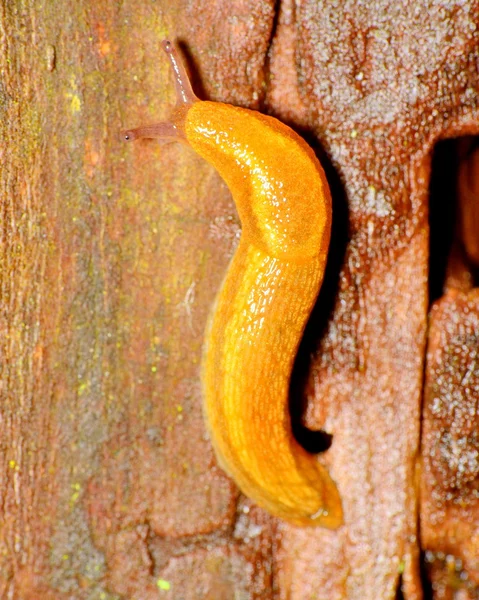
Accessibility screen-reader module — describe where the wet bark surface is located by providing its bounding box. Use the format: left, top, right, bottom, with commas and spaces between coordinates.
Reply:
1, 1, 478, 598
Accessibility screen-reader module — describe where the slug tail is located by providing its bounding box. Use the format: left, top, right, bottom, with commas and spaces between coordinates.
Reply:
203, 241, 343, 528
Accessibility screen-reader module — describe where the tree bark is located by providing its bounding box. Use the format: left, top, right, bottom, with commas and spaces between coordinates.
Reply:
1, 1, 478, 598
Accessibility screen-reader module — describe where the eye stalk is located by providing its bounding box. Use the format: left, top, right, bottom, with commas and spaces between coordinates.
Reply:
120, 40, 197, 144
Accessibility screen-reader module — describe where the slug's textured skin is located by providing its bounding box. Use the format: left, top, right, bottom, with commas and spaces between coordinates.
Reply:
123, 41, 342, 528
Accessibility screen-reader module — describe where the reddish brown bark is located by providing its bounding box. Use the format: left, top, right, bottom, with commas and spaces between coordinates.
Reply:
267, 2, 479, 599
457, 140, 479, 266
1, 0, 478, 598
421, 290, 479, 599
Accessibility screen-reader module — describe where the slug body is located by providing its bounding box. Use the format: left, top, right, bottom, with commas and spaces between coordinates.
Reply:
123, 41, 342, 528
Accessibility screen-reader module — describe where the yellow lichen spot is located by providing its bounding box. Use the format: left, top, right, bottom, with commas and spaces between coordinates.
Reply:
77, 381, 88, 396
151, 366, 157, 373
157, 579, 171, 591
70, 482, 81, 504
350, 129, 358, 139
176, 405, 183, 413
65, 75, 82, 115
8, 460, 16, 469
62, 554, 69, 561
70, 94, 81, 114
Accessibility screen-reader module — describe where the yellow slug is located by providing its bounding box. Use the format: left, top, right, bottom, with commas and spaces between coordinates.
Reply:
122, 40, 342, 528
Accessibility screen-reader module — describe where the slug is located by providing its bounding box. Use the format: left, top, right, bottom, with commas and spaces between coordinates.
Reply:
122, 40, 342, 528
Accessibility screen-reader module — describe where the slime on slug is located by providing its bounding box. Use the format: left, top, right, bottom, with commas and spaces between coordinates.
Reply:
122, 39, 342, 528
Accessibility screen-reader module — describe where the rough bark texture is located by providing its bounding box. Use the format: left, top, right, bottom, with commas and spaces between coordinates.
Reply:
0, 1, 478, 599
421, 290, 479, 599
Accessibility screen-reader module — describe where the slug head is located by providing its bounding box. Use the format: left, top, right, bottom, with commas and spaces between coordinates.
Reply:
121, 40, 198, 144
